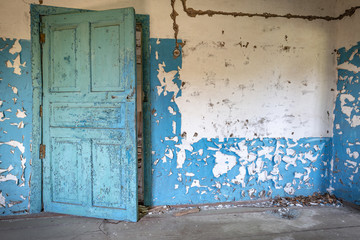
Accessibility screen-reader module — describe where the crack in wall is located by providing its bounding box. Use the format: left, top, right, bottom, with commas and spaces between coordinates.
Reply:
170, 0, 185, 57
171, 0, 360, 54
180, 0, 360, 21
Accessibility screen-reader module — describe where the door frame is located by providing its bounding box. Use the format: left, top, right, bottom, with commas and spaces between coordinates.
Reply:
30, 4, 151, 214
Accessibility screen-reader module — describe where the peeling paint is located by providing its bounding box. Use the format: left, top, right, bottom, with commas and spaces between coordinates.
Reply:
150, 39, 332, 206
6, 54, 26, 75
10, 121, 25, 129
1, 3, 357, 216
0, 165, 14, 174
284, 183, 295, 195
8, 84, 18, 94
168, 106, 176, 115
156, 62, 180, 97
231, 166, 247, 187
337, 62, 360, 73
9, 40, 22, 55
333, 42, 360, 205
0, 112, 10, 122
347, 148, 359, 159
0, 38, 31, 215
16, 109, 27, 118
0, 174, 18, 183
0, 192, 5, 208
0, 140, 25, 153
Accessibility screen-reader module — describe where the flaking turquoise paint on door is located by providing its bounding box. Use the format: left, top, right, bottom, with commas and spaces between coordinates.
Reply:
41, 8, 137, 221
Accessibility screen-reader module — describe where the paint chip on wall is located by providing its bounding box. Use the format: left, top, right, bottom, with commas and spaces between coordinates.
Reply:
0, 140, 25, 153
213, 152, 237, 178
9, 40, 22, 55
6, 54, 26, 75
16, 109, 27, 118
8, 84, 18, 94
284, 183, 295, 195
0, 192, 5, 208
0, 112, 10, 122
0, 174, 18, 183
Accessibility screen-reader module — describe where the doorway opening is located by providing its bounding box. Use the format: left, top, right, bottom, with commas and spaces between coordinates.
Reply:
136, 24, 144, 204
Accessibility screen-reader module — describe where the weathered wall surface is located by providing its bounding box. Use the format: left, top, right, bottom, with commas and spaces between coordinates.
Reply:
0, 38, 32, 214
335, 0, 360, 51
331, 1, 360, 204
175, 0, 337, 141
149, 38, 332, 205
1, 0, 357, 215
147, 0, 338, 205
333, 43, 360, 204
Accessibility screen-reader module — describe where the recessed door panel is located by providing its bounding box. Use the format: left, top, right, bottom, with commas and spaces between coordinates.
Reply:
91, 140, 125, 209
91, 23, 125, 92
50, 102, 125, 129
51, 137, 82, 205
51, 26, 80, 92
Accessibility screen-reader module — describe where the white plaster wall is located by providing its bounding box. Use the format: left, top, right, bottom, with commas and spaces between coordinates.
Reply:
0, 0, 345, 141
174, 0, 338, 140
0, 0, 174, 40
335, 0, 360, 49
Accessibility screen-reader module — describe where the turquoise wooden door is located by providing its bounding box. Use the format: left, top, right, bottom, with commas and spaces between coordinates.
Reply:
41, 8, 137, 221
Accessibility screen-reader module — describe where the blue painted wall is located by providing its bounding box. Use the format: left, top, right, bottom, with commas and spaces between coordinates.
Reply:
149, 38, 332, 205
0, 36, 356, 216
333, 43, 360, 205
0, 38, 32, 214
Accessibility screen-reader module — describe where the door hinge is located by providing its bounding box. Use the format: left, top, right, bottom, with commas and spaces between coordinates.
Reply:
39, 144, 46, 159
40, 105, 43, 117
40, 33, 45, 44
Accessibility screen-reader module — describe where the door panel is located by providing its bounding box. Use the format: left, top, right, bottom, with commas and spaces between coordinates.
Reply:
50, 137, 83, 205
91, 139, 126, 209
42, 8, 137, 221
49, 102, 125, 129
50, 25, 80, 92
91, 22, 125, 92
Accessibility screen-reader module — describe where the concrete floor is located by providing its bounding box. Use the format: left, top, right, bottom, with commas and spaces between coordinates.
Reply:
1, 206, 360, 240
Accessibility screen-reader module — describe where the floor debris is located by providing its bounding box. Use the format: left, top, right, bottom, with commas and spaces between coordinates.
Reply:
147, 205, 171, 215
139, 192, 343, 218
173, 207, 200, 217
271, 193, 342, 208
138, 205, 150, 218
